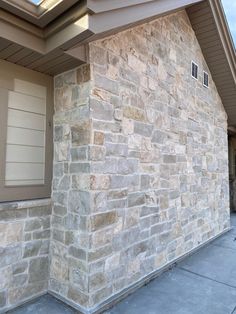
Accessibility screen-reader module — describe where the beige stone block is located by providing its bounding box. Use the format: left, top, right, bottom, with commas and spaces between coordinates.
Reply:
77, 64, 91, 84
90, 211, 117, 231
67, 285, 89, 307
72, 174, 90, 190
104, 253, 120, 271
51, 257, 69, 282
0, 223, 23, 246
94, 131, 105, 145
122, 118, 134, 135
123, 106, 146, 122
71, 120, 91, 146
90, 175, 110, 190
55, 142, 70, 162
128, 55, 146, 73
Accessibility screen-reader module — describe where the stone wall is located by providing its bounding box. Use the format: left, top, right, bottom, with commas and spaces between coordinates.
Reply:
51, 10, 230, 312
50, 65, 91, 308
0, 199, 51, 313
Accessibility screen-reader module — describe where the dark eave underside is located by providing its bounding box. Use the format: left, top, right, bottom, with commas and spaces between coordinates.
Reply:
0, 38, 83, 75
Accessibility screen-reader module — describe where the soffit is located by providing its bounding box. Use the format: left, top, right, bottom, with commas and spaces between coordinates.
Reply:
0, 0, 203, 76
0, 0, 79, 27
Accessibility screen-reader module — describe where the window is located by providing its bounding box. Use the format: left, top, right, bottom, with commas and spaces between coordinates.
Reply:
191, 61, 198, 80
27, 0, 43, 5
0, 60, 53, 202
203, 71, 209, 88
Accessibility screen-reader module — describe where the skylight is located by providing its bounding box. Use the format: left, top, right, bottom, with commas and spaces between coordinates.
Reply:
27, 0, 43, 5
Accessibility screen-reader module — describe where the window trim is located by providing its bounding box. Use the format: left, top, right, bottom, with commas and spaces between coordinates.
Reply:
0, 60, 53, 203
203, 71, 209, 88
191, 61, 199, 80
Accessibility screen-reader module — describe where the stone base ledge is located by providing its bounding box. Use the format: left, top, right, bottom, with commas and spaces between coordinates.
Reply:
48, 226, 232, 314
0, 291, 47, 314
0, 198, 51, 212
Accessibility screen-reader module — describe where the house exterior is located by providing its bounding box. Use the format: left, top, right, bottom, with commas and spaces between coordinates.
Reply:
0, 0, 235, 313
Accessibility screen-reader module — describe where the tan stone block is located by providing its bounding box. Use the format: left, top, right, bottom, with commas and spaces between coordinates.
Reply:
89, 146, 106, 161
91, 228, 113, 248
90, 175, 110, 190
94, 131, 105, 145
90, 211, 117, 231
71, 120, 91, 146
90, 286, 113, 306
89, 272, 107, 292
51, 257, 69, 282
88, 245, 112, 262
123, 106, 146, 122
92, 88, 110, 102
128, 54, 146, 73
68, 285, 89, 307
90, 45, 107, 65
77, 64, 91, 84
72, 174, 90, 190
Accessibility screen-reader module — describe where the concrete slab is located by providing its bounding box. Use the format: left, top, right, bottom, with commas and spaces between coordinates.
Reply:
7, 294, 77, 314
104, 268, 236, 314
179, 242, 236, 287
230, 214, 236, 227
211, 228, 236, 251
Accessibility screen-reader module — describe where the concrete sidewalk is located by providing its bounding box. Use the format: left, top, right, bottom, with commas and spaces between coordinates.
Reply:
8, 215, 236, 314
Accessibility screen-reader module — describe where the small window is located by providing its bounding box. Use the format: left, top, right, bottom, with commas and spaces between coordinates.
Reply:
191, 61, 198, 80
203, 71, 209, 88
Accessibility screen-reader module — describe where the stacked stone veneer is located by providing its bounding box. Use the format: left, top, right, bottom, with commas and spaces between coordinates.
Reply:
50, 10, 230, 312
0, 200, 51, 313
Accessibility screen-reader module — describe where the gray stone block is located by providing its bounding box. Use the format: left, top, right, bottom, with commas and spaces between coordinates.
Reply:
29, 257, 49, 283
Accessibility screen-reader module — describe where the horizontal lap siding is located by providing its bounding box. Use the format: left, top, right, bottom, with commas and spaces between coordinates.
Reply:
5, 80, 46, 186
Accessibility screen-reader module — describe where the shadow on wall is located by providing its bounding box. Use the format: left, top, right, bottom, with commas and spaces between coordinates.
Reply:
228, 135, 236, 212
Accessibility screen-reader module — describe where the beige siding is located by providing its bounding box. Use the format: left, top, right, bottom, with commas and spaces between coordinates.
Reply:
6, 145, 44, 163
14, 79, 47, 99
8, 91, 46, 114
5, 79, 46, 187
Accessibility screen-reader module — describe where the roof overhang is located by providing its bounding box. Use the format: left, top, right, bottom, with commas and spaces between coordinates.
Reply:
0, 0, 235, 126
187, 0, 236, 127
0, 0, 204, 75
0, 0, 79, 27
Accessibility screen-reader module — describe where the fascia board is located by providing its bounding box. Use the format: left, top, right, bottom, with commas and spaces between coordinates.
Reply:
88, 0, 203, 34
